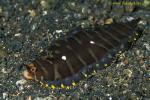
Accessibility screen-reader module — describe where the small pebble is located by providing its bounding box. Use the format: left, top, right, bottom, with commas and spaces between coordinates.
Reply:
16, 79, 27, 86
55, 30, 63, 33
14, 53, 20, 57
144, 43, 150, 51
123, 69, 132, 78
0, 6, 2, 14
1, 68, 7, 74
42, 10, 48, 16
108, 97, 113, 100
139, 20, 147, 25
123, 58, 129, 65
19, 85, 24, 91
28, 9, 36, 17
127, 17, 134, 21
135, 50, 140, 56
0, 49, 7, 57
14, 33, 21, 37
84, 83, 88, 89
3, 92, 8, 99
40, 0, 48, 8
27, 96, 32, 100
104, 18, 113, 24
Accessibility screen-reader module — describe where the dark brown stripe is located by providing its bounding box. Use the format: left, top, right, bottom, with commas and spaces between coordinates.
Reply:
47, 40, 84, 76
35, 60, 48, 75
65, 46, 86, 73
110, 24, 129, 37
54, 66, 62, 80
81, 30, 111, 51
100, 28, 120, 42
79, 30, 108, 62
67, 42, 88, 66
56, 59, 73, 79
87, 48, 98, 62
94, 28, 119, 47
74, 36, 82, 44
55, 41, 85, 73
67, 36, 95, 65
106, 27, 125, 40
34, 59, 54, 80
92, 30, 116, 48
119, 23, 134, 34
114, 24, 131, 36
55, 40, 88, 73
82, 30, 112, 48
65, 59, 75, 75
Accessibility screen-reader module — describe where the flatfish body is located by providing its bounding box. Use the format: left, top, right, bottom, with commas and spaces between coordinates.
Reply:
23, 18, 142, 89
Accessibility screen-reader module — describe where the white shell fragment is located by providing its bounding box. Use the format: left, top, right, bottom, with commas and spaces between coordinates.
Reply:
61, 55, 67, 61
90, 40, 95, 44
14, 33, 21, 37
127, 17, 134, 21
55, 30, 63, 33
16, 79, 27, 86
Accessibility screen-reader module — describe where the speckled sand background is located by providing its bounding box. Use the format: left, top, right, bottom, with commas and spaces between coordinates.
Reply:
0, 0, 150, 99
